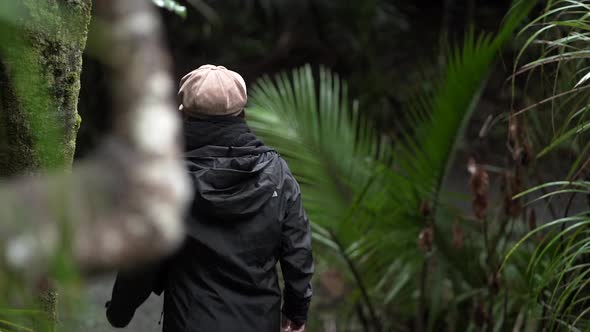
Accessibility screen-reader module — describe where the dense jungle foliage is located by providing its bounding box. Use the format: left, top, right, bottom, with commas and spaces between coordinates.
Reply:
5, 1, 590, 331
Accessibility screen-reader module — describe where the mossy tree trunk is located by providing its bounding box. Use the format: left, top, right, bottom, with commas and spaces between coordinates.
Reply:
0, 0, 91, 176
0, 0, 91, 327
0, 0, 190, 266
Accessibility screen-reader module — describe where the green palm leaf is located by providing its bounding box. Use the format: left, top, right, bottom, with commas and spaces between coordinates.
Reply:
248, 0, 536, 327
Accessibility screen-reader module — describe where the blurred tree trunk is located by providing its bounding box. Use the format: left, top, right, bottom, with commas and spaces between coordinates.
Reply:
0, 0, 92, 328
0, 0, 92, 175
0, 0, 188, 275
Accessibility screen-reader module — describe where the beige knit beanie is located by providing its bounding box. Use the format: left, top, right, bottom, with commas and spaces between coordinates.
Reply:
178, 64, 247, 117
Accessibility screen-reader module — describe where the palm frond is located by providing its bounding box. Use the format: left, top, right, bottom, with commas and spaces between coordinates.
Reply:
248, 0, 536, 327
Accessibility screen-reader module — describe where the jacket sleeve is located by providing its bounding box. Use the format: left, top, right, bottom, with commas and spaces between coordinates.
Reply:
106, 262, 166, 328
280, 187, 314, 325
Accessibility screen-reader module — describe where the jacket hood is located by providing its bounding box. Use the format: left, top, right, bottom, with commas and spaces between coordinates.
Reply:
183, 117, 278, 221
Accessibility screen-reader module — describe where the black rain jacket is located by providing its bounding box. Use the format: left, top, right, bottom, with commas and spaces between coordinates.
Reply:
106, 116, 314, 332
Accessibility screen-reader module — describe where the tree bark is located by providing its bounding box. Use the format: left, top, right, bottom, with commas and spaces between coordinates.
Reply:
0, 1, 190, 329
0, 0, 190, 276
0, 0, 92, 176
0, 1, 91, 327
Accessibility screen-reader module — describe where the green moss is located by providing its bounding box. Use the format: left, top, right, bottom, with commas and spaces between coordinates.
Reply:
0, 0, 91, 174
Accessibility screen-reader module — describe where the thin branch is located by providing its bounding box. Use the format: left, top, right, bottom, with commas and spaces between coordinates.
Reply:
329, 230, 382, 332
356, 302, 370, 332
416, 256, 429, 332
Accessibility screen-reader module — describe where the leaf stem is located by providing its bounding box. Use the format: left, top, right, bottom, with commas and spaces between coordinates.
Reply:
329, 230, 382, 332
416, 255, 430, 332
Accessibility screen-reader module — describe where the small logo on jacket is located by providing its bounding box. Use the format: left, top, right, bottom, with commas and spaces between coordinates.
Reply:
272, 191, 278, 197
